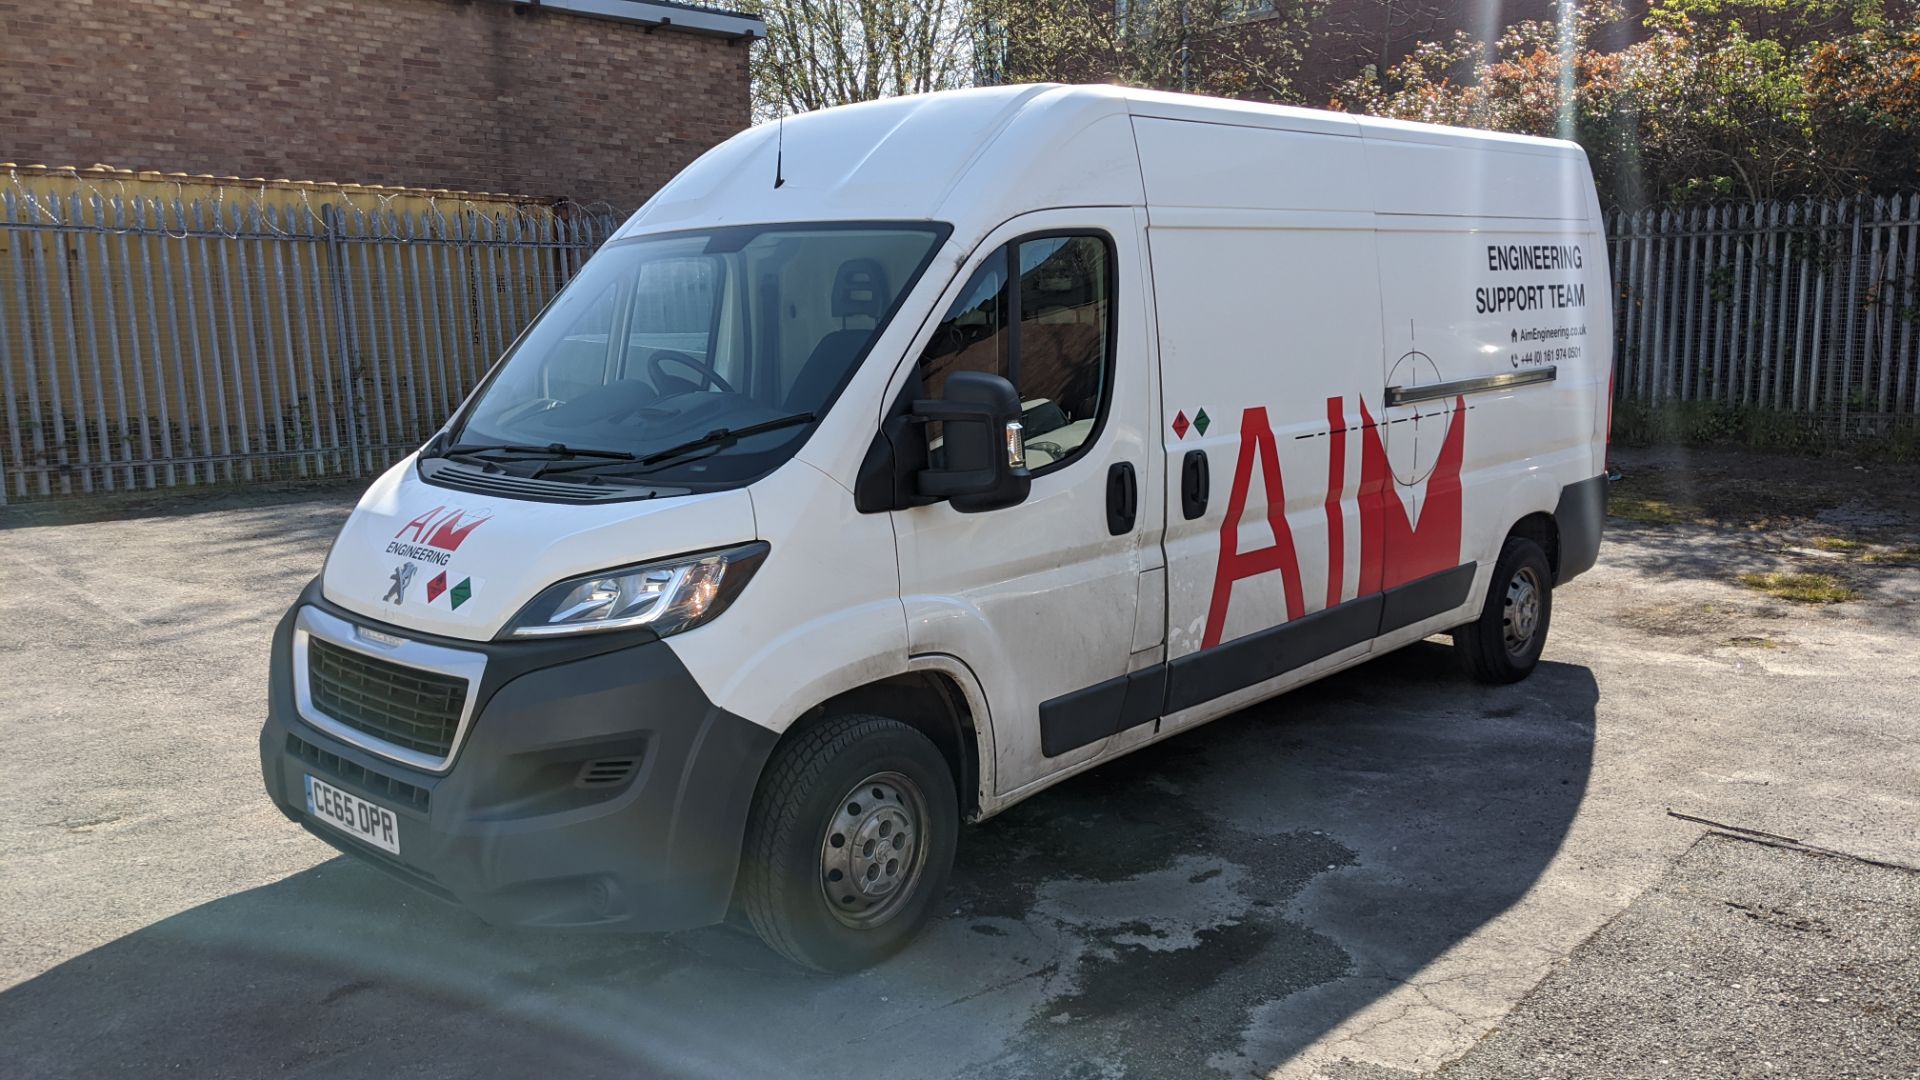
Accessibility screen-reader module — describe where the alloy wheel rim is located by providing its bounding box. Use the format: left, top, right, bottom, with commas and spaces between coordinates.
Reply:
819, 771, 929, 929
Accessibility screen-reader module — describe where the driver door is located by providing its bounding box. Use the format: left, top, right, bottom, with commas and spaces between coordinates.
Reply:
889, 210, 1163, 796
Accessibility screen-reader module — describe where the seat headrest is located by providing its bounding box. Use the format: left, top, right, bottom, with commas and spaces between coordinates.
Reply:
831, 258, 890, 320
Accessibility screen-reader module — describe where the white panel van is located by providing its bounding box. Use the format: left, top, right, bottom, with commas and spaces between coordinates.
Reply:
260, 85, 1611, 970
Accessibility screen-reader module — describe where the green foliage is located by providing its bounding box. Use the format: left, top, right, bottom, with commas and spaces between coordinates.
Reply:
1610, 399, 1920, 460
1329, 0, 1920, 208
977, 0, 1325, 102
1612, 398, 1819, 450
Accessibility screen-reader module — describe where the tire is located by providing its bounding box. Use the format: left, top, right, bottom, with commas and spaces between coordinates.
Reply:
1453, 536, 1553, 684
739, 713, 959, 972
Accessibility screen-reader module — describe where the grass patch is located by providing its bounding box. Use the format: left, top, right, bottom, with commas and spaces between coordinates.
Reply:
1735, 571, 1858, 603
1610, 494, 1687, 525
1808, 536, 1867, 552
1722, 635, 1782, 649
1861, 545, 1920, 566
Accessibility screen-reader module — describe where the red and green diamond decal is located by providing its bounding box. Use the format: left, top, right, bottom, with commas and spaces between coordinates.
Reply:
424, 571, 473, 609
1172, 408, 1211, 439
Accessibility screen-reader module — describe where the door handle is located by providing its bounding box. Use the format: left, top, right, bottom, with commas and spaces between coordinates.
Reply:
1180, 449, 1209, 520
1106, 461, 1137, 536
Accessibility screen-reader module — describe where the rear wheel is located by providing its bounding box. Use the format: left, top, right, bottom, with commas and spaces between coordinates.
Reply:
739, 714, 958, 972
1454, 536, 1552, 684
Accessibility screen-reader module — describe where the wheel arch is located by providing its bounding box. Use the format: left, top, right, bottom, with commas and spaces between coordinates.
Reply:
771, 657, 992, 823
1507, 510, 1561, 580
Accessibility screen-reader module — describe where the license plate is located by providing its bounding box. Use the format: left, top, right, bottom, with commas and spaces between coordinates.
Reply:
304, 774, 401, 855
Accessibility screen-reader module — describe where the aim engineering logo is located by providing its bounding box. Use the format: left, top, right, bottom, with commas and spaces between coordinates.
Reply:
383, 506, 489, 609
394, 506, 491, 553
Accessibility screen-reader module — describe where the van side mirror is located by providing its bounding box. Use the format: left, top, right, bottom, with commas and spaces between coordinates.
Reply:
912, 371, 1032, 513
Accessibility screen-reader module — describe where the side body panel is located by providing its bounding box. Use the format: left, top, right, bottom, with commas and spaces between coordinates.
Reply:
1369, 213, 1603, 649
1135, 117, 1390, 737
885, 207, 1162, 796
666, 457, 909, 734
1364, 131, 1609, 652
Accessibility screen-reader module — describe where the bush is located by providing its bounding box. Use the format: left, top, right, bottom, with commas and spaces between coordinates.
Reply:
1330, 0, 1920, 209
1609, 398, 1920, 459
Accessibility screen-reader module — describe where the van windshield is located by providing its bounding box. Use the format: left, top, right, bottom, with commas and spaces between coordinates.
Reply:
443, 222, 947, 487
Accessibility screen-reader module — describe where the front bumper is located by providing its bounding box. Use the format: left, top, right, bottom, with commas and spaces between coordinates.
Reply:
259, 581, 777, 931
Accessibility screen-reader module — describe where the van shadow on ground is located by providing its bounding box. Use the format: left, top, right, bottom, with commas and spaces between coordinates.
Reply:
1, 645, 1597, 1080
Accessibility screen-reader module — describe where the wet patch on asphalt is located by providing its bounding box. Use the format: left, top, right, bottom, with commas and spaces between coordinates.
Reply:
941, 739, 1359, 1078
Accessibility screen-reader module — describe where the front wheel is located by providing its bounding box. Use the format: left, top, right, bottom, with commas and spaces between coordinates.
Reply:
1453, 536, 1553, 684
739, 714, 958, 972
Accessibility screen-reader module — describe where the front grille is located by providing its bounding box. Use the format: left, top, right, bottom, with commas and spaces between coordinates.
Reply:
308, 637, 469, 761
286, 732, 431, 812
574, 757, 641, 788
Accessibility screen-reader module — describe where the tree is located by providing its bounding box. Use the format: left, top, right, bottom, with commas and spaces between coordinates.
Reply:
1330, 0, 1920, 208
1804, 26, 1920, 193
974, 0, 1325, 103
742, 0, 979, 120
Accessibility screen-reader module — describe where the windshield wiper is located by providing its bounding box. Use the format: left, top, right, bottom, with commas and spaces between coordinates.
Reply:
638, 412, 817, 466
437, 441, 637, 465
533, 413, 817, 478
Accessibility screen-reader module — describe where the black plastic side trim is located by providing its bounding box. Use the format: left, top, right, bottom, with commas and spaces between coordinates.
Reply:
1037, 562, 1481, 757
1164, 594, 1383, 713
1119, 666, 1166, 731
1038, 676, 1129, 757
1037, 664, 1169, 758
1378, 562, 1478, 635
1553, 473, 1608, 584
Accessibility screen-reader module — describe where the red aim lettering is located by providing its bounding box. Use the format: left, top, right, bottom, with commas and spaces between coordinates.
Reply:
1204, 395, 1466, 649
394, 506, 448, 543
425, 510, 490, 552
394, 505, 491, 551
1201, 407, 1305, 650
1356, 395, 1466, 593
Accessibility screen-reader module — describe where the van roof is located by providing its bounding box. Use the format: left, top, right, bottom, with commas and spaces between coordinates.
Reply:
617, 84, 1591, 243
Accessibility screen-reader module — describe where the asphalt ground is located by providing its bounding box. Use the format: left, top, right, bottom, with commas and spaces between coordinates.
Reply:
1438, 832, 1919, 1079
1, 446, 1916, 1078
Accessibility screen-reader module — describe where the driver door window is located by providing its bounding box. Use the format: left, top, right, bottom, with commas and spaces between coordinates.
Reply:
917, 234, 1114, 472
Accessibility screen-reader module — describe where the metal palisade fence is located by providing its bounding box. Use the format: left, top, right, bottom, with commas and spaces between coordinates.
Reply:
0, 169, 624, 503
6, 177, 1919, 505
1607, 194, 1920, 435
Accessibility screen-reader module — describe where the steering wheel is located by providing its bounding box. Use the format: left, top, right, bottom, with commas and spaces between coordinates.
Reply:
647, 350, 735, 395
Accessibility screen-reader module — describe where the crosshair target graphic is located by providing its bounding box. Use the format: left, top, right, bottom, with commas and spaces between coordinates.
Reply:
1383, 348, 1458, 488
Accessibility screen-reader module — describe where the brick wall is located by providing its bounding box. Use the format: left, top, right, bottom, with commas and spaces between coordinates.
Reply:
0, 0, 753, 206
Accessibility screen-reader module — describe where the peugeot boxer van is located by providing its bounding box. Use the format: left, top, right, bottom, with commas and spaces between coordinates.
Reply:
260, 84, 1611, 971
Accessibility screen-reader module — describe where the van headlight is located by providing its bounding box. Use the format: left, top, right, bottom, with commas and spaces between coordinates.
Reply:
503, 542, 769, 639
